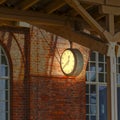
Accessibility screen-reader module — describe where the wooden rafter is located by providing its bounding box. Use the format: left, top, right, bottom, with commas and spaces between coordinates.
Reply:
45, 0, 66, 14
38, 25, 108, 54
0, 7, 67, 26
65, 0, 105, 37
69, 3, 94, 16
17, 0, 40, 10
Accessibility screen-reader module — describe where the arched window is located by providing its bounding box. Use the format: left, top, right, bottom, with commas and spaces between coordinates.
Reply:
86, 51, 107, 120
0, 45, 10, 120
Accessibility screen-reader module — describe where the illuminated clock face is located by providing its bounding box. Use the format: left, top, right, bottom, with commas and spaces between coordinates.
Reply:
60, 49, 75, 75
60, 48, 84, 76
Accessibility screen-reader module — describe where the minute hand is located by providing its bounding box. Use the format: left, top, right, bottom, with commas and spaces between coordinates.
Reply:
63, 56, 70, 69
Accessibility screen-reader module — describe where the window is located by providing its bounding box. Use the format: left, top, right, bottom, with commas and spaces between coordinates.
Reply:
117, 57, 120, 120
0, 45, 10, 120
86, 52, 107, 120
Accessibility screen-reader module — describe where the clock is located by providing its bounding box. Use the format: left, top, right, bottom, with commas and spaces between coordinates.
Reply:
60, 48, 83, 76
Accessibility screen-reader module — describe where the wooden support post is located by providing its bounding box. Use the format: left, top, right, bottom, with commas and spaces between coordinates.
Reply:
107, 42, 118, 120
106, 56, 111, 120
106, 14, 118, 120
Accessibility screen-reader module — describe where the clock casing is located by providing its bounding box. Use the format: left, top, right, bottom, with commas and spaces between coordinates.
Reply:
60, 48, 84, 76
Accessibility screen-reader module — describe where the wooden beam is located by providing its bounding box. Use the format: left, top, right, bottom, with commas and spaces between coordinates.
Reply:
107, 14, 115, 35
17, 0, 40, 10
0, 20, 17, 26
0, 0, 6, 4
75, 0, 104, 4
65, 0, 105, 37
100, 5, 120, 15
0, 7, 67, 26
106, 56, 112, 120
106, 0, 120, 7
45, 0, 66, 14
37, 25, 108, 54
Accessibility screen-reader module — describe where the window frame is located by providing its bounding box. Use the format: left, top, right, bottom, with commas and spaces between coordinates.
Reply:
0, 45, 10, 120
86, 51, 107, 120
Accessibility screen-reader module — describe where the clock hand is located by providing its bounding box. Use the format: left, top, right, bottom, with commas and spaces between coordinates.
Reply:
63, 55, 70, 69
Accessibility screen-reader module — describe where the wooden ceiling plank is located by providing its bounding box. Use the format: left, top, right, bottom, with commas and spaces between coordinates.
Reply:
18, 0, 40, 10
0, 0, 6, 4
45, 0, 66, 14
0, 7, 67, 26
65, 0, 105, 37
38, 25, 108, 54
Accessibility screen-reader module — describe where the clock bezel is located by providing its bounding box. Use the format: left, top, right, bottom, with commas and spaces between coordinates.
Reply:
60, 48, 83, 76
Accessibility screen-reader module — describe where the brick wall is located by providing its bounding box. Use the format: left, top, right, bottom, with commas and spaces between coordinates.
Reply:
30, 26, 90, 120
30, 76, 86, 120
0, 26, 89, 120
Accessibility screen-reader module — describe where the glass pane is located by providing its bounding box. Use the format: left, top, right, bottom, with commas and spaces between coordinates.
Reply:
99, 86, 107, 120
0, 80, 8, 90
118, 65, 120, 73
99, 63, 104, 72
86, 115, 89, 120
86, 84, 89, 93
99, 53, 104, 62
90, 116, 96, 120
86, 105, 89, 114
99, 73, 104, 82
5, 67, 8, 76
5, 102, 8, 111
90, 85, 96, 94
90, 52, 96, 61
86, 95, 89, 104
0, 65, 5, 77
90, 63, 96, 71
90, 104, 96, 114
86, 64, 89, 71
86, 72, 89, 81
1, 49, 4, 55
118, 57, 120, 64
90, 94, 96, 104
1, 56, 7, 65
0, 90, 5, 100
117, 74, 120, 84
0, 102, 6, 111
5, 91, 8, 100
0, 65, 8, 77
117, 87, 120, 120
89, 72, 96, 82
6, 112, 8, 120
0, 112, 6, 120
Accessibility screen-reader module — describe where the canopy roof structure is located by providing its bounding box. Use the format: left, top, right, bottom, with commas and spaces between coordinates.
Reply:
0, 1, 119, 120
0, 0, 120, 54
